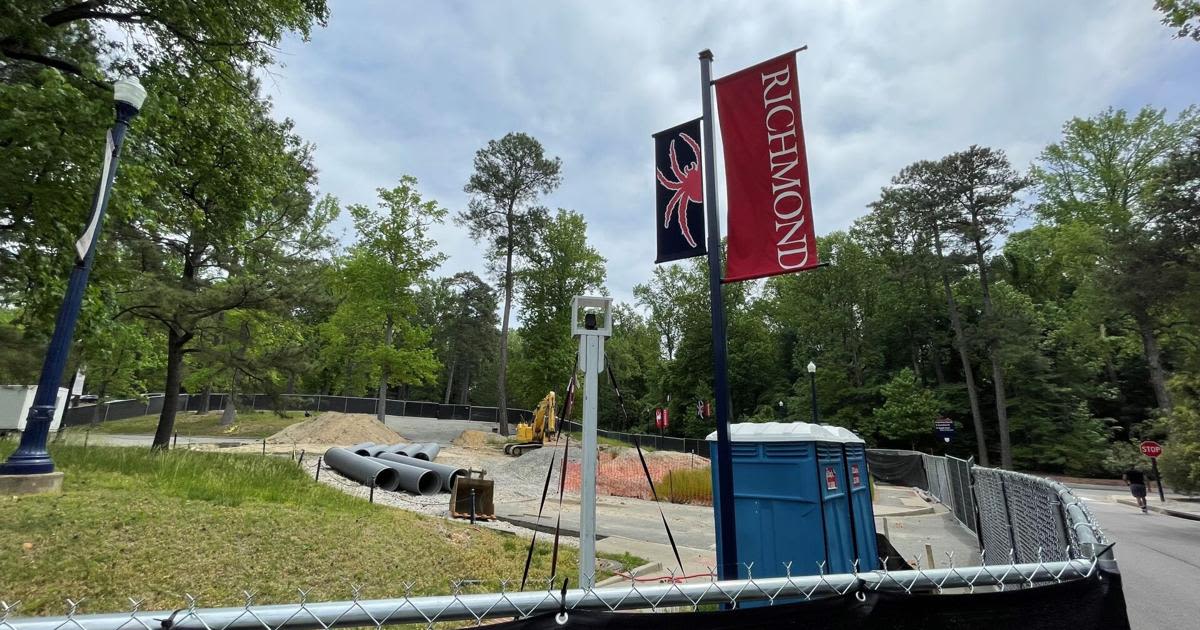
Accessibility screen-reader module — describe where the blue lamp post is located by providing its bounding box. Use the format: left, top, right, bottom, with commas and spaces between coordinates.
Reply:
0, 77, 146, 478
807, 361, 818, 424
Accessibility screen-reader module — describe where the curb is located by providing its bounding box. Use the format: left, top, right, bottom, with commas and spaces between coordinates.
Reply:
596, 561, 662, 588
1114, 497, 1200, 522
875, 505, 936, 518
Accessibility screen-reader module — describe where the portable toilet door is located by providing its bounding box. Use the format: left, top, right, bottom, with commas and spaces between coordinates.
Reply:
823, 425, 880, 571
815, 439, 855, 574
707, 422, 833, 580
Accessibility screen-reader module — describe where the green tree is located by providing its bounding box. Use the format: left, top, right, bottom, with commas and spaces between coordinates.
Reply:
426, 272, 499, 405
872, 369, 941, 448
1160, 374, 1200, 493
872, 164, 992, 465
1155, 0, 1200, 41
937, 145, 1030, 469
1033, 107, 1200, 415
0, 0, 328, 88
113, 70, 331, 448
332, 178, 447, 420
457, 132, 562, 435
510, 208, 606, 408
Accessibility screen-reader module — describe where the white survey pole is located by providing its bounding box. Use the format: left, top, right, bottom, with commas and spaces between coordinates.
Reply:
571, 296, 612, 588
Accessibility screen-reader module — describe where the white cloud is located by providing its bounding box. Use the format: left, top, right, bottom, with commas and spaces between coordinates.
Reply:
263, 0, 1199, 318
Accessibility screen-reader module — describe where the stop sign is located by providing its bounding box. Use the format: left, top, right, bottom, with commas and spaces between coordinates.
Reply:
1140, 441, 1163, 458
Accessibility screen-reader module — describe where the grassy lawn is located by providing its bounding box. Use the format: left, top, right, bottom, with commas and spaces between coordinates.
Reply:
0, 441, 630, 616
79, 410, 304, 438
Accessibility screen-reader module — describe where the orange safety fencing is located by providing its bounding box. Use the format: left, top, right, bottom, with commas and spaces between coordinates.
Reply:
563, 451, 713, 505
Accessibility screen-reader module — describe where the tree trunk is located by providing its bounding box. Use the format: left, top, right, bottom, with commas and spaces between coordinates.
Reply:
152, 330, 188, 449
933, 229, 989, 466
286, 372, 296, 395
460, 366, 471, 404
90, 379, 108, 424
443, 358, 456, 404
910, 341, 923, 383
220, 370, 239, 426
1098, 324, 1124, 401
1133, 308, 1172, 413
377, 315, 394, 422
197, 385, 212, 414
930, 342, 947, 386
972, 234, 1012, 469
496, 220, 515, 436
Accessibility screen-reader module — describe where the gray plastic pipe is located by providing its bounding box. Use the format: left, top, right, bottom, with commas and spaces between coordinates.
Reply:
324, 447, 400, 491
348, 442, 376, 456
377, 453, 466, 492
397, 443, 428, 459
413, 443, 441, 461
368, 444, 404, 457
367, 457, 440, 495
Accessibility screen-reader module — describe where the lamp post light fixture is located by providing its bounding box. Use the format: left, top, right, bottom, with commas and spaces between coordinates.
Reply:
0, 77, 146, 485
807, 361, 818, 425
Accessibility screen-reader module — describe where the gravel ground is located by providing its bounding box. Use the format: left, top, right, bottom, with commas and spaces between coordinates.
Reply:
296, 447, 580, 547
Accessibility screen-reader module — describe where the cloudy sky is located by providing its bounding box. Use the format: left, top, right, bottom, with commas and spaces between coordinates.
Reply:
264, 1, 1199, 314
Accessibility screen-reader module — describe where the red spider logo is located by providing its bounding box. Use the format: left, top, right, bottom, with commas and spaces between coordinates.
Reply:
656, 132, 702, 248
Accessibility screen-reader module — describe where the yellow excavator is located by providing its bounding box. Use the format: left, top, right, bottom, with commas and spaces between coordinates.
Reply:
504, 391, 558, 456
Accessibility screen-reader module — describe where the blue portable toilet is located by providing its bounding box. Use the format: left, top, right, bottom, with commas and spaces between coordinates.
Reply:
824, 425, 880, 571
707, 422, 871, 580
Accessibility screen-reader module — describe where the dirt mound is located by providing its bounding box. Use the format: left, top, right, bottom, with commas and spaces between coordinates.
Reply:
452, 429, 505, 449
265, 412, 404, 445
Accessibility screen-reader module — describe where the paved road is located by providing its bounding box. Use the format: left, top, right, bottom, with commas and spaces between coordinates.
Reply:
1072, 489, 1200, 630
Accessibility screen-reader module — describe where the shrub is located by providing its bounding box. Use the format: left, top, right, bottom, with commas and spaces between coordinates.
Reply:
655, 467, 712, 505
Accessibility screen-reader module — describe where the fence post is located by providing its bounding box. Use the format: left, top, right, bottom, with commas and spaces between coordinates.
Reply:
172, 432, 177, 448
369, 479, 375, 504
262, 439, 266, 455
315, 456, 322, 481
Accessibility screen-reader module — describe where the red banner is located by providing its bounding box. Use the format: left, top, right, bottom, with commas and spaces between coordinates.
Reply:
714, 51, 819, 282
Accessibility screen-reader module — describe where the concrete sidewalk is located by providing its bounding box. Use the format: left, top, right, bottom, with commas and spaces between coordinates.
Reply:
1113, 495, 1200, 521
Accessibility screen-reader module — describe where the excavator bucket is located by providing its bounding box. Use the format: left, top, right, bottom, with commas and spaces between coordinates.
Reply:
450, 469, 495, 521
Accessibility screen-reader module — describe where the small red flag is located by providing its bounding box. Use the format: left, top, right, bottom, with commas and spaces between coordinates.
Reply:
714, 50, 819, 282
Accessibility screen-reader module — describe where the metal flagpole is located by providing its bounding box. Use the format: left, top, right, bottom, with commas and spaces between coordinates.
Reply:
698, 49, 738, 580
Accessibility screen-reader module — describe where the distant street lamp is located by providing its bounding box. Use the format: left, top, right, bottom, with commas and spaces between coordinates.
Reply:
777, 399, 785, 420
807, 361, 818, 424
0, 77, 146, 478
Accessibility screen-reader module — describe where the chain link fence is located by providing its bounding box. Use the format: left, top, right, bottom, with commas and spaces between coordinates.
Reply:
0, 557, 1110, 630
899, 451, 1106, 566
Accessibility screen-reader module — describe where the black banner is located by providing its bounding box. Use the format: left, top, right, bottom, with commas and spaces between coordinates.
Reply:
867, 449, 929, 489
653, 118, 706, 263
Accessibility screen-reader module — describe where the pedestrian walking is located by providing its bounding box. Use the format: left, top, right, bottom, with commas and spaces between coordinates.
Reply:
1123, 467, 1148, 513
